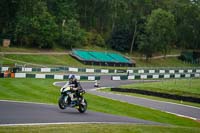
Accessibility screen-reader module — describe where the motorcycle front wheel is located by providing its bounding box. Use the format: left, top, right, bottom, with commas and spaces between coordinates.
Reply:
78, 99, 87, 113
58, 95, 67, 109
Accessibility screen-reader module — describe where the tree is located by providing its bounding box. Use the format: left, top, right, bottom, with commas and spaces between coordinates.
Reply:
30, 11, 58, 48
138, 34, 156, 60
0, 0, 19, 41
15, 0, 58, 48
1, 0, 200, 52
145, 8, 176, 57
128, 0, 152, 54
109, 25, 132, 52
47, 0, 77, 25
61, 18, 85, 49
175, 1, 200, 49
84, 30, 105, 47
76, 0, 113, 33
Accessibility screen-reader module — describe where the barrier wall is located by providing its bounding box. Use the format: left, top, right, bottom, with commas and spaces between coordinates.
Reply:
1, 73, 100, 81
1, 66, 200, 74
1, 66, 200, 80
111, 73, 200, 80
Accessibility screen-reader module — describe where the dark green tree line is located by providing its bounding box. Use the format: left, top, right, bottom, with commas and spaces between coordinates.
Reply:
0, 0, 199, 55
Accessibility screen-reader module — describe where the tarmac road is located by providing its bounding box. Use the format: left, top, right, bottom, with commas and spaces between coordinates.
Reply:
0, 100, 160, 125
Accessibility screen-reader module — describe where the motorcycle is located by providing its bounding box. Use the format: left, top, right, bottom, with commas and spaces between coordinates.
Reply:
58, 85, 87, 113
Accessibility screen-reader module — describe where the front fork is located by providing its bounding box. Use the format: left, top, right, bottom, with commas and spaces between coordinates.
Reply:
77, 96, 84, 104
61, 94, 70, 105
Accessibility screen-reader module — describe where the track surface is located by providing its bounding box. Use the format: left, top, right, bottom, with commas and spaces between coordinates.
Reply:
0, 101, 159, 125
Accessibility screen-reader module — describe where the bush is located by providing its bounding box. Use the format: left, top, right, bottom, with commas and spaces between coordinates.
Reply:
84, 30, 105, 47
60, 19, 85, 49
108, 27, 132, 52
14, 1, 58, 49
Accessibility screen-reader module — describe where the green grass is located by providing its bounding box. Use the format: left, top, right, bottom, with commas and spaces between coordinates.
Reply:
0, 124, 200, 133
101, 88, 200, 108
0, 46, 118, 54
1, 54, 199, 68
1, 54, 129, 69
134, 57, 199, 67
0, 46, 66, 52
3, 54, 82, 67
120, 79, 200, 98
1, 46, 199, 67
0, 78, 200, 127
0, 46, 39, 52
0, 78, 59, 104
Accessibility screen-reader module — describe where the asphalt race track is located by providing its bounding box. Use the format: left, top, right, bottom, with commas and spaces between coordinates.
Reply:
0, 101, 160, 125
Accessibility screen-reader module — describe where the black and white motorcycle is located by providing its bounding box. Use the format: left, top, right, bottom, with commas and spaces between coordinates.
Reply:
58, 85, 87, 113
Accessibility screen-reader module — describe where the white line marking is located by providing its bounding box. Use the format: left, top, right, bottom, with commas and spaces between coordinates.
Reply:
0, 122, 140, 127
53, 81, 65, 86
165, 111, 197, 120
89, 87, 108, 91
0, 100, 55, 106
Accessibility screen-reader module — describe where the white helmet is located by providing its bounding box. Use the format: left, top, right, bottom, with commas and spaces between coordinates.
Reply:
68, 74, 76, 79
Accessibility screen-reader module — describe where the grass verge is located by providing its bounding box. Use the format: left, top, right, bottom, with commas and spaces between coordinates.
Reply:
120, 79, 200, 98
0, 124, 200, 133
0, 46, 66, 52
1, 53, 199, 68
134, 57, 199, 67
3, 54, 82, 67
101, 88, 200, 108
0, 78, 200, 127
1, 55, 129, 69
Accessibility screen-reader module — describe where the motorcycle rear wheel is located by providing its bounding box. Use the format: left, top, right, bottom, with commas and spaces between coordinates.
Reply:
78, 99, 87, 113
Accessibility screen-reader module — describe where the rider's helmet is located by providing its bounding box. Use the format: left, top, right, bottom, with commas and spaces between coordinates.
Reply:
68, 74, 76, 79
68, 74, 76, 83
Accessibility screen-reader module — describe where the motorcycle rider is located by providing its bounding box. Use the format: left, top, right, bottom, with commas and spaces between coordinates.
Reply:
63, 74, 84, 102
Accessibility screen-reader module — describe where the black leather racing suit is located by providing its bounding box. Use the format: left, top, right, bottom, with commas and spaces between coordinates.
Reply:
69, 79, 83, 101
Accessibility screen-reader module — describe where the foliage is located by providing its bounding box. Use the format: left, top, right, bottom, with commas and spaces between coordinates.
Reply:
47, 0, 78, 25
14, 1, 58, 48
138, 34, 155, 60
109, 25, 132, 52
175, 2, 200, 49
0, 0, 200, 53
146, 8, 176, 56
60, 18, 85, 49
84, 30, 105, 47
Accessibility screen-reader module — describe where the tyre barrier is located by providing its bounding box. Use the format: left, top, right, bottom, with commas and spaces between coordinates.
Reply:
111, 88, 200, 103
